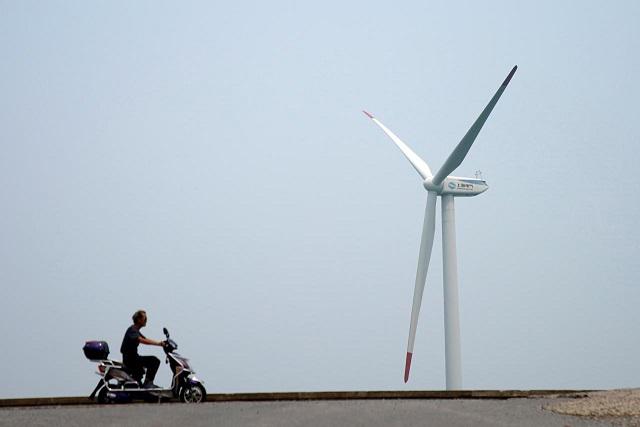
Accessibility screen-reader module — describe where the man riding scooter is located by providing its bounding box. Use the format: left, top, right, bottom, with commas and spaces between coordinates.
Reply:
84, 316, 207, 403
120, 310, 165, 388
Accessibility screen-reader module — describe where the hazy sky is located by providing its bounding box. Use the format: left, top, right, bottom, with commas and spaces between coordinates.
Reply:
1, 1, 639, 398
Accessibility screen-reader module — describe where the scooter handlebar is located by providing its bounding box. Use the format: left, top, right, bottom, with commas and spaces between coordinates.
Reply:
163, 338, 178, 353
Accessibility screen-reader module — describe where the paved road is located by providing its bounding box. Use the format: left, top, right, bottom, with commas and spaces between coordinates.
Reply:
0, 398, 620, 427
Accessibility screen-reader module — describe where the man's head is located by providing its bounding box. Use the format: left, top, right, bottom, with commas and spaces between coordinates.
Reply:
132, 310, 147, 327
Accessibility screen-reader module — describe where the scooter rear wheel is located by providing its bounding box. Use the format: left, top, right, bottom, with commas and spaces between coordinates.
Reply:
96, 387, 114, 404
180, 383, 206, 403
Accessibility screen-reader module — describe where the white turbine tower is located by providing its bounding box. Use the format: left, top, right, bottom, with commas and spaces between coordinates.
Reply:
364, 65, 517, 389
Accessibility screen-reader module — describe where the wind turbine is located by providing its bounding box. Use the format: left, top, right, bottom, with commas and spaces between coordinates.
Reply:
363, 65, 517, 389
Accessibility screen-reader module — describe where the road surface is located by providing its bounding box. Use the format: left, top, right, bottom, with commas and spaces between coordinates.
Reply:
0, 398, 623, 427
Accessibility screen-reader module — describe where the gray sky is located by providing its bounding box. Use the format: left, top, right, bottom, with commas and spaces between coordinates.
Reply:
1, 1, 639, 399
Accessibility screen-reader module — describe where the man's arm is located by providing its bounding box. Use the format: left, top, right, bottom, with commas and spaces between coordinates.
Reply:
139, 336, 164, 346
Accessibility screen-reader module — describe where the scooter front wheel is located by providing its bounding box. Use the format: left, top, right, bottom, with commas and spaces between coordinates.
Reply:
179, 383, 206, 403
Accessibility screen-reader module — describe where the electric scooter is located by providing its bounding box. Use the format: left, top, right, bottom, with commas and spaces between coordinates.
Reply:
83, 327, 206, 403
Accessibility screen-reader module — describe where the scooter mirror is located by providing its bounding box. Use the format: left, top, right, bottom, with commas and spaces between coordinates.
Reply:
163, 327, 169, 337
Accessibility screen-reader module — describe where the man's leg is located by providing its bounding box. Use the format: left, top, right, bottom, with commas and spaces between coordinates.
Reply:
123, 355, 144, 384
140, 355, 161, 386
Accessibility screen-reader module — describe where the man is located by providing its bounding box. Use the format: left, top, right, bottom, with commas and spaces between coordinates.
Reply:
120, 310, 164, 388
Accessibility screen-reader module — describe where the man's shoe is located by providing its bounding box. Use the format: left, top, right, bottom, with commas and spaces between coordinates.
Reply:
143, 382, 160, 389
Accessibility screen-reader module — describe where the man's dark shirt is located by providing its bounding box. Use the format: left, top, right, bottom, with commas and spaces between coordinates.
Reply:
120, 325, 146, 358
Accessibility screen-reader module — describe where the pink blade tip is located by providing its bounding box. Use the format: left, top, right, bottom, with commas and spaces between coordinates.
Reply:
362, 110, 374, 119
404, 352, 413, 383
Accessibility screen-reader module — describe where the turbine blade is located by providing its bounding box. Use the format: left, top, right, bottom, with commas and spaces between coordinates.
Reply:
405, 191, 438, 383
363, 111, 433, 180
432, 65, 517, 185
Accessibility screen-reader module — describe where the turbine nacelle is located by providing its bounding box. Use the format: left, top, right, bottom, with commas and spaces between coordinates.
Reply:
423, 177, 489, 197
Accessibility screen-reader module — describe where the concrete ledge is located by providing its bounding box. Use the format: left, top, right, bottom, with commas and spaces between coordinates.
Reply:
206, 390, 592, 402
0, 390, 592, 408
0, 396, 94, 408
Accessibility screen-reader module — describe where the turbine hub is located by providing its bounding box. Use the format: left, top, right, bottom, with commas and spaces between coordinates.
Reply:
423, 179, 442, 193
